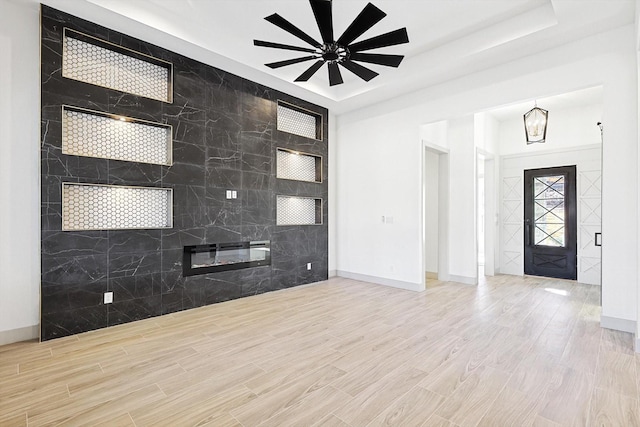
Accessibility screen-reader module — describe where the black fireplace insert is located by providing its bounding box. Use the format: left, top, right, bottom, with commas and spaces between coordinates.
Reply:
183, 241, 271, 277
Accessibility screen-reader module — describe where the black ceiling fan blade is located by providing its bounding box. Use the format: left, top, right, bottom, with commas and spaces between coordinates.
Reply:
339, 60, 378, 82
265, 13, 321, 48
328, 62, 343, 86
254, 40, 317, 54
336, 3, 386, 47
349, 52, 404, 68
295, 60, 325, 82
266, 56, 318, 69
349, 28, 409, 52
310, 0, 333, 44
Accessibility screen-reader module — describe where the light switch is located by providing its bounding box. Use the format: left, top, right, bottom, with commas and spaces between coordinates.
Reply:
226, 190, 232, 199
232, 190, 237, 199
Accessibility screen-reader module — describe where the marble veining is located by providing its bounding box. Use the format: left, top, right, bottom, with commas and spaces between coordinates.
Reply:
40, 5, 328, 340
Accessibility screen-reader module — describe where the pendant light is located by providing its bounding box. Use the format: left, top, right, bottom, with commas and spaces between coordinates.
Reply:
523, 102, 548, 144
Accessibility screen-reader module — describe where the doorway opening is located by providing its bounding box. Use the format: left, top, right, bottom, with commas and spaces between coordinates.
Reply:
423, 143, 449, 287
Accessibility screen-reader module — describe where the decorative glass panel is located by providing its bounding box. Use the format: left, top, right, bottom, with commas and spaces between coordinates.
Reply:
62, 28, 172, 102
277, 102, 320, 140
534, 175, 565, 246
276, 196, 322, 225
276, 149, 321, 182
62, 183, 172, 231
62, 106, 172, 165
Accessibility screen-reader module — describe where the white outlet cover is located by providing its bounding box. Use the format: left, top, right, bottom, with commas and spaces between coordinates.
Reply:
104, 292, 113, 304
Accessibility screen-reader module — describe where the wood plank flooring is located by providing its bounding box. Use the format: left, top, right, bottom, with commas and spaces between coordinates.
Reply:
1, 275, 638, 426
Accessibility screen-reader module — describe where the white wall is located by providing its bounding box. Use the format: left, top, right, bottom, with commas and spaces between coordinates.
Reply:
424, 150, 439, 274
497, 102, 603, 285
447, 117, 478, 284
0, 0, 41, 344
475, 112, 500, 275
336, 109, 423, 290
474, 112, 500, 154
336, 25, 637, 328
635, 0, 640, 349
499, 104, 604, 156
483, 158, 497, 275
420, 120, 448, 149
500, 146, 602, 285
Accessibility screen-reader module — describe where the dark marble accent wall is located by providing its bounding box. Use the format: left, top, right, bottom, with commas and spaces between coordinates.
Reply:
40, 6, 328, 340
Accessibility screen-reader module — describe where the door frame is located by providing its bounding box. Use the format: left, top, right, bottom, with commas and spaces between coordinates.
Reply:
523, 165, 578, 280
422, 140, 450, 287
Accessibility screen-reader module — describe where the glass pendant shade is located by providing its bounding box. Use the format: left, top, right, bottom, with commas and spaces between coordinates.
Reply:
524, 105, 548, 144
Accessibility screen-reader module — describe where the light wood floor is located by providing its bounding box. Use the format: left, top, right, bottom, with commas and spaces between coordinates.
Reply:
1, 275, 638, 426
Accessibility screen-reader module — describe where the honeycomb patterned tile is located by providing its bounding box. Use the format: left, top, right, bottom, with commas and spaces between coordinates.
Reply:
277, 104, 318, 140
276, 149, 318, 182
276, 196, 319, 225
62, 107, 172, 165
62, 31, 171, 102
62, 183, 172, 230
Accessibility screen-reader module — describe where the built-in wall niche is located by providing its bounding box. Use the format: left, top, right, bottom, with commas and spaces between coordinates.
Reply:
276, 195, 323, 226
62, 183, 173, 231
62, 28, 173, 102
276, 148, 322, 183
276, 101, 322, 140
62, 106, 172, 165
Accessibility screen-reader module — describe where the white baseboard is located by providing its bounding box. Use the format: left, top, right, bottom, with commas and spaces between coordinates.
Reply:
448, 274, 478, 285
337, 271, 424, 292
0, 324, 39, 346
600, 316, 636, 334
635, 337, 640, 353
328, 269, 337, 278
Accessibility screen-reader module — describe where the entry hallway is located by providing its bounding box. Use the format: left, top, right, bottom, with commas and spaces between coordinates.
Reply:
0, 275, 638, 426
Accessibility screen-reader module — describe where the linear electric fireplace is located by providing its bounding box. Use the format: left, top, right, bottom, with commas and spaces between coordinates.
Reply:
183, 241, 271, 277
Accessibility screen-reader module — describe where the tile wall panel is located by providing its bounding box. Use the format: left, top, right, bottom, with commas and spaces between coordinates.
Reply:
41, 5, 328, 340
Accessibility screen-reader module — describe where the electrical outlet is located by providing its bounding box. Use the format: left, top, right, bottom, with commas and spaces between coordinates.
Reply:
307, 263, 312, 270
104, 292, 113, 304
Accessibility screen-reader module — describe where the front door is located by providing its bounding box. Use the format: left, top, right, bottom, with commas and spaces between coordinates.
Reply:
524, 166, 577, 280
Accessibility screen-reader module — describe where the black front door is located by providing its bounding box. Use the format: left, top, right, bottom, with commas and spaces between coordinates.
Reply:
524, 166, 577, 280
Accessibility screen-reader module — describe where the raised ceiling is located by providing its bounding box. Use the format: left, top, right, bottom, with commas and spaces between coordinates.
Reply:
42, 0, 634, 114
487, 86, 604, 122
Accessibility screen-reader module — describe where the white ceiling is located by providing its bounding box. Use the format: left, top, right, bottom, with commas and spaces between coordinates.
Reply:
486, 85, 604, 122
52, 0, 635, 114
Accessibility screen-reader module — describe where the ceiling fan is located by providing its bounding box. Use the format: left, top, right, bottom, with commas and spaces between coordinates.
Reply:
254, 0, 409, 86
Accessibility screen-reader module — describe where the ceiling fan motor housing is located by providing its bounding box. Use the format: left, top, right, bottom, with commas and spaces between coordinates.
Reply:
320, 43, 349, 63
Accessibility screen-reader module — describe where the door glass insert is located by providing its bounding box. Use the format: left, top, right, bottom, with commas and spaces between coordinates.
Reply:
533, 175, 565, 247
